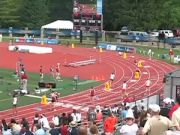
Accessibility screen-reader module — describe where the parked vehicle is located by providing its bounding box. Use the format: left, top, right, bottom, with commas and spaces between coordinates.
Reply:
128, 31, 150, 42
165, 38, 180, 48
172, 29, 180, 37
149, 31, 159, 37
159, 30, 174, 38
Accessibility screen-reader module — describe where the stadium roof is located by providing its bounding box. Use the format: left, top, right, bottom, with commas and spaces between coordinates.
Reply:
41, 20, 73, 30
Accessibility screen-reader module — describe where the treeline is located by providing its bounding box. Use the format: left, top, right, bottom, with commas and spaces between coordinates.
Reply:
104, 0, 180, 31
0, 0, 180, 31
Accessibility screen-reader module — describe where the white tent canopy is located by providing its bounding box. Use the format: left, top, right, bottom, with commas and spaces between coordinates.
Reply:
40, 20, 73, 44
41, 20, 73, 30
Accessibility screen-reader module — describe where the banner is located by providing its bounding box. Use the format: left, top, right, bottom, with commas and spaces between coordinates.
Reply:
106, 44, 117, 51
97, 0, 103, 14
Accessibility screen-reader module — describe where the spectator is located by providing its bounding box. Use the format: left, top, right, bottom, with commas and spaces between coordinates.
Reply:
79, 126, 87, 135
119, 110, 139, 135
1, 119, 12, 135
76, 110, 82, 125
33, 113, 40, 125
140, 104, 173, 135
89, 124, 99, 135
67, 113, 73, 124
60, 121, 69, 135
87, 107, 96, 122
96, 110, 103, 122
35, 124, 46, 135
52, 114, 59, 127
104, 113, 118, 135
2, 124, 12, 135
23, 126, 34, 135
133, 105, 141, 120
169, 99, 179, 119
171, 96, 180, 130
69, 121, 79, 135
139, 111, 148, 128
101, 106, 111, 117
1, 119, 8, 133
21, 117, 29, 129
10, 119, 21, 135
49, 122, 59, 135
39, 114, 50, 131
121, 106, 128, 120
71, 109, 78, 122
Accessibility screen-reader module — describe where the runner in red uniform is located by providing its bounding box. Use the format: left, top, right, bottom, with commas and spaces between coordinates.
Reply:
55, 63, 61, 80
50, 92, 57, 111
39, 66, 43, 81
90, 87, 95, 103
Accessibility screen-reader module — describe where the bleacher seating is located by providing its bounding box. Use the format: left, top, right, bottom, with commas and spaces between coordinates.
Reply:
67, 59, 96, 67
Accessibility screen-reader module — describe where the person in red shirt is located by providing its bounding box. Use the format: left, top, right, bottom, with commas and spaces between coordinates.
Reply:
104, 113, 118, 134
90, 87, 95, 103
169, 103, 179, 119
39, 66, 44, 81
55, 63, 61, 80
60, 122, 69, 135
20, 71, 28, 90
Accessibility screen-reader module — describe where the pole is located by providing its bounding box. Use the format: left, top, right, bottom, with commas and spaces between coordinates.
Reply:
170, 76, 173, 99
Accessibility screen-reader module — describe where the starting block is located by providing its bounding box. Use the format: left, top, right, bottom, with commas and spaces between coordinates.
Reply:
41, 95, 48, 105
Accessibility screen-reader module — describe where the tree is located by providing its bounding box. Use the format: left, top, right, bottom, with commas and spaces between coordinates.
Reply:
49, 0, 73, 22
0, 0, 22, 28
19, 0, 49, 29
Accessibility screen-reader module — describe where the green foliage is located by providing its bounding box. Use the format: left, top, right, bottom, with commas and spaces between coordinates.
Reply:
0, 0, 22, 27
0, 0, 180, 30
19, 0, 50, 28
48, 0, 73, 21
0, 68, 101, 110
104, 0, 180, 31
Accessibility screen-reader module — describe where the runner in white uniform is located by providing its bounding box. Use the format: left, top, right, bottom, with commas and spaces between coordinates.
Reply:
122, 81, 128, 94
145, 79, 151, 95
12, 93, 18, 114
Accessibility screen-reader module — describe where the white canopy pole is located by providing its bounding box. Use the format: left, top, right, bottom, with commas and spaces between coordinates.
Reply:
40, 27, 44, 45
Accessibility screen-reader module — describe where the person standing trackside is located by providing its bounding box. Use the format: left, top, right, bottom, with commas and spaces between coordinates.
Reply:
20, 71, 28, 91
39, 66, 44, 82
12, 93, 18, 115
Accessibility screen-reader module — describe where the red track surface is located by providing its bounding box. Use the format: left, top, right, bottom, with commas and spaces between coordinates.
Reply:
0, 42, 179, 124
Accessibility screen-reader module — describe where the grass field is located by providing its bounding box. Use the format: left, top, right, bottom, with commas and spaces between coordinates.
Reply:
0, 68, 101, 111
135, 45, 180, 64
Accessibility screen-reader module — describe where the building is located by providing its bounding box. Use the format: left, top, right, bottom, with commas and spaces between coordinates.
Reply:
164, 69, 180, 101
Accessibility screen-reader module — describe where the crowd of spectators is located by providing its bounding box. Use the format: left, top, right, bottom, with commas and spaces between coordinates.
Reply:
1, 96, 180, 135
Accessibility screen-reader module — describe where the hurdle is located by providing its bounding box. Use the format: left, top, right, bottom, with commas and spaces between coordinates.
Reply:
66, 59, 96, 67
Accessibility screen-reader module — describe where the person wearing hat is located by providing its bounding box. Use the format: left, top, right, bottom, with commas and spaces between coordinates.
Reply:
119, 110, 139, 135
140, 104, 173, 135
69, 121, 79, 135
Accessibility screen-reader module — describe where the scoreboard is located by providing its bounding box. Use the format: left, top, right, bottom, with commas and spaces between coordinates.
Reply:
72, 1, 102, 31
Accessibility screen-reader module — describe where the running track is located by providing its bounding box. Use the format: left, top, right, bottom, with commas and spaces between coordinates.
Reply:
0, 42, 179, 124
